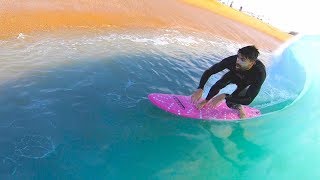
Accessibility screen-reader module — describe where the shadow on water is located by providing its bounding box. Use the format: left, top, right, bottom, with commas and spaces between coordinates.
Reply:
201, 121, 269, 170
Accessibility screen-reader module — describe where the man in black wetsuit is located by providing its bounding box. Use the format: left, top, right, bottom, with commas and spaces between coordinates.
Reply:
191, 45, 266, 118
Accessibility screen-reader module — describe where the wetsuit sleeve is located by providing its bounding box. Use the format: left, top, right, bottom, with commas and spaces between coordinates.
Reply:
225, 69, 266, 105
197, 56, 234, 89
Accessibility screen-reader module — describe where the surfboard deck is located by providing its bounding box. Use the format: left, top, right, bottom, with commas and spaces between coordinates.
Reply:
148, 93, 261, 120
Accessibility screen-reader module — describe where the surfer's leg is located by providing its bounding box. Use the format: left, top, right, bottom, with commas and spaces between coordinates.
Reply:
226, 101, 241, 109
226, 101, 245, 118
214, 84, 248, 119
207, 93, 227, 108
231, 83, 248, 96
206, 72, 234, 100
227, 86, 248, 118
238, 105, 246, 119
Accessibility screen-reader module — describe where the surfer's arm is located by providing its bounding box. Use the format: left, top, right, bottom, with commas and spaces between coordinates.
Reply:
225, 73, 266, 105
197, 57, 233, 90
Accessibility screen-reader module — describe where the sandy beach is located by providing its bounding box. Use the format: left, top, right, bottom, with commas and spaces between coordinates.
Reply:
0, 0, 291, 50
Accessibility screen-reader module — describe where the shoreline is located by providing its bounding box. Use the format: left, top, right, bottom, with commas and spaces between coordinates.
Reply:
0, 0, 288, 50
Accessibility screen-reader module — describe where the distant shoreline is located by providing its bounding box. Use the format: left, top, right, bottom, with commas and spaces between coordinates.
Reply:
182, 0, 292, 41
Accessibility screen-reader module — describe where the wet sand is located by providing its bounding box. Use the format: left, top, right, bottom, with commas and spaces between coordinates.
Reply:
0, 0, 290, 50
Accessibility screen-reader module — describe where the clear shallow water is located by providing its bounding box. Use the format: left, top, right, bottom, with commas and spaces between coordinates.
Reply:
0, 29, 319, 179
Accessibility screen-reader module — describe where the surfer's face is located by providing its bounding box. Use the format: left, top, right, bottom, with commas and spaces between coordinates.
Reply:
236, 53, 255, 70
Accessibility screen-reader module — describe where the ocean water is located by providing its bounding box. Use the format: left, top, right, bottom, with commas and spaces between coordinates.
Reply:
0, 29, 319, 179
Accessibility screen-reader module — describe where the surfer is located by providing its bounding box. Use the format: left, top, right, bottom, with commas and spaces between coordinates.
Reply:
191, 45, 266, 118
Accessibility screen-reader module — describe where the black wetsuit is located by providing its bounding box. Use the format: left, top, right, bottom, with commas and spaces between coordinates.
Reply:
197, 55, 266, 108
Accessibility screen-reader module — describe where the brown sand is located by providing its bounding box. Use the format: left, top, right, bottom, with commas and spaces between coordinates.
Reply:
0, 0, 289, 50
183, 0, 291, 42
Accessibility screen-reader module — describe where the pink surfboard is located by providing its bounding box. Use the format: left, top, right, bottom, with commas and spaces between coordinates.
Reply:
148, 93, 261, 120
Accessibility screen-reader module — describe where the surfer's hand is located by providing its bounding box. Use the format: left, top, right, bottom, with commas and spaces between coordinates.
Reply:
196, 100, 208, 109
191, 89, 203, 104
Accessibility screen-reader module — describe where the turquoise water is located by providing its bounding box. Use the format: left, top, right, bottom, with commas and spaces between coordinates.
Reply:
0, 30, 319, 179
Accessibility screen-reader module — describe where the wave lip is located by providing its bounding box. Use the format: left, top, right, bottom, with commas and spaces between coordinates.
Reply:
254, 35, 320, 120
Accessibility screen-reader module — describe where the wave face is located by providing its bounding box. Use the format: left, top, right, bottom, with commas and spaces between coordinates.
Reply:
0, 29, 319, 178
